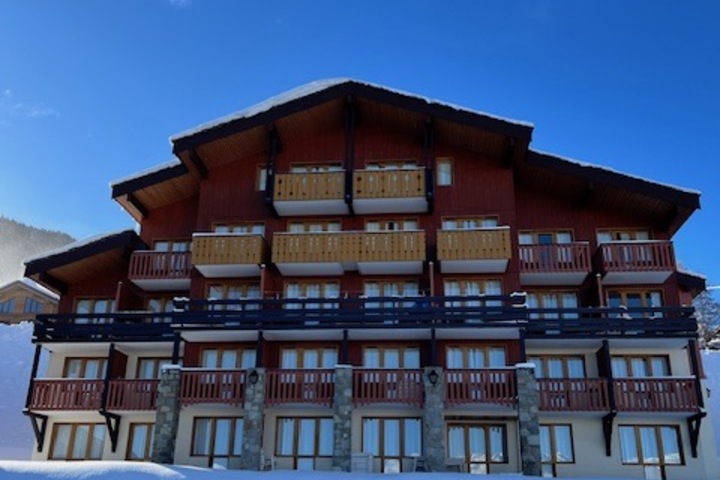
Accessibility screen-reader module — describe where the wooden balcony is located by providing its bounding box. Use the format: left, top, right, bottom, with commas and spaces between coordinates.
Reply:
614, 378, 699, 412
273, 171, 348, 216
272, 230, 426, 276
519, 243, 591, 285
352, 168, 429, 214
106, 379, 159, 410
29, 379, 103, 410
353, 369, 424, 407
192, 233, 266, 278
445, 369, 516, 408
265, 369, 334, 407
437, 227, 512, 273
538, 378, 610, 411
128, 251, 191, 291
180, 369, 246, 407
595, 241, 676, 284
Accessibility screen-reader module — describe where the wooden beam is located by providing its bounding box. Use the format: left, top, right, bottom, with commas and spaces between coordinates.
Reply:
502, 137, 516, 169
126, 193, 148, 219
344, 96, 356, 212
579, 180, 595, 208
37, 272, 67, 296
188, 149, 209, 179
264, 125, 280, 211
24, 345, 42, 409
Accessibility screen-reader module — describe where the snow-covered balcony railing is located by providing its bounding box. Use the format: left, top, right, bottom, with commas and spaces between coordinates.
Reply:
594, 240, 676, 284
33, 312, 175, 342
180, 369, 246, 407
105, 379, 159, 410
28, 379, 103, 410
191, 233, 267, 278
273, 171, 348, 216
437, 227, 512, 274
265, 369, 334, 407
538, 378, 610, 411
518, 242, 591, 285
128, 250, 192, 291
353, 369, 424, 407
352, 167, 430, 214
445, 369, 516, 408
613, 377, 700, 412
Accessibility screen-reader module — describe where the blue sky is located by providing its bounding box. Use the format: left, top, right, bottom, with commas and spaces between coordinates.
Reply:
0, 1, 718, 287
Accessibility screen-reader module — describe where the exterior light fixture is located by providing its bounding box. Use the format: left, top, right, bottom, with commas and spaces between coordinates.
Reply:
248, 369, 259, 385
428, 369, 439, 386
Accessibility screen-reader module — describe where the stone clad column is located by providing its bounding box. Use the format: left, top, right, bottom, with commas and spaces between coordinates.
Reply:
150, 365, 182, 464
423, 366, 445, 472
516, 363, 541, 476
240, 368, 266, 470
332, 365, 353, 471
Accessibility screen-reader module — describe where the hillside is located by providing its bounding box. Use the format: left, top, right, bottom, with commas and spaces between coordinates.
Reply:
0, 216, 74, 285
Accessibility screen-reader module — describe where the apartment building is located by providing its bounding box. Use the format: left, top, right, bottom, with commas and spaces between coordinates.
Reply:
22, 79, 717, 479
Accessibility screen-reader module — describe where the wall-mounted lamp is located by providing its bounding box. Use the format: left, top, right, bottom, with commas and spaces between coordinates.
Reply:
248, 369, 259, 385
427, 369, 439, 386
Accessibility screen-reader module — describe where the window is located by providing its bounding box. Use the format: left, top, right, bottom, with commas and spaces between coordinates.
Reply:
23, 297, 43, 313
447, 424, 506, 474
362, 417, 422, 473
153, 239, 191, 252
284, 281, 340, 314
75, 298, 115, 323
137, 358, 174, 379
146, 297, 174, 322
540, 424, 574, 477
619, 425, 683, 480
519, 231, 574, 245
213, 222, 265, 236
446, 346, 506, 368
127, 423, 154, 461
365, 160, 417, 170
64, 358, 107, 379
597, 229, 651, 243
207, 283, 261, 311
50, 423, 105, 460
436, 158, 453, 186
363, 280, 420, 320
287, 220, 341, 233
526, 292, 579, 319
611, 356, 670, 378
442, 217, 498, 230
365, 218, 418, 231
607, 290, 663, 316
528, 356, 586, 379
443, 279, 502, 310
192, 417, 244, 469
280, 348, 337, 369
276, 417, 333, 470
0, 298, 16, 313
256, 166, 267, 191
201, 348, 256, 369
290, 163, 343, 173
363, 346, 420, 368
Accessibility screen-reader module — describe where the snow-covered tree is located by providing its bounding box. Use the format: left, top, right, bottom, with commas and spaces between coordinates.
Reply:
694, 290, 720, 346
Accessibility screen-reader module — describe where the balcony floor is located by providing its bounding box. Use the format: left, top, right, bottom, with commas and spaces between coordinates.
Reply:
602, 270, 673, 285
441, 259, 508, 274
273, 199, 349, 216
130, 278, 191, 291
352, 197, 428, 215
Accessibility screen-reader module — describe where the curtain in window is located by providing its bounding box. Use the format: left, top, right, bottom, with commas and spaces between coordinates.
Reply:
639, 427, 659, 464
362, 419, 379, 455
129, 424, 150, 460
202, 350, 218, 368
611, 358, 628, 378
484, 281, 502, 307
193, 419, 212, 455
547, 358, 564, 379
322, 349, 338, 368
318, 419, 333, 456
554, 426, 573, 462
384, 349, 400, 368
661, 427, 681, 464
442, 219, 458, 230
297, 419, 315, 456
403, 348, 420, 368
233, 420, 243, 456
437, 161, 452, 185
619, 427, 638, 463
384, 419, 400, 457
650, 358, 668, 377
220, 351, 237, 369
567, 358, 585, 378
469, 427, 486, 462
528, 357, 544, 379
363, 349, 380, 368
447, 426, 465, 459
562, 293, 579, 319
481, 218, 498, 228
213, 419, 231, 456
465, 281, 481, 307
281, 350, 298, 369
240, 350, 256, 369
631, 358, 648, 377
278, 419, 294, 456
542, 294, 559, 319
404, 419, 422, 457
539, 426, 551, 463
489, 348, 506, 367
489, 427, 504, 462
447, 348, 463, 369
51, 425, 71, 459
71, 425, 88, 459
303, 350, 319, 369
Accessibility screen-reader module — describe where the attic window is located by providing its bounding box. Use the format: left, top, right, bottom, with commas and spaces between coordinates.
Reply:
437, 158, 453, 186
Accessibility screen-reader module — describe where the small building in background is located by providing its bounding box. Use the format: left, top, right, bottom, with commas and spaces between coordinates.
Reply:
0, 278, 59, 325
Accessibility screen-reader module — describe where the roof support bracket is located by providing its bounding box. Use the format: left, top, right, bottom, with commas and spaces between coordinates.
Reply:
687, 412, 706, 458
580, 180, 595, 208
344, 96, 356, 214
23, 411, 48, 453
264, 125, 280, 216
188, 149, 209, 179
602, 411, 617, 457
99, 410, 122, 452
126, 193, 148, 219
502, 137, 516, 169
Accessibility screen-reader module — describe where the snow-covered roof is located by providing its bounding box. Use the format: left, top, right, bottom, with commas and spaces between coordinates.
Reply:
17, 278, 60, 300
23, 229, 134, 265
677, 266, 708, 280
171, 78, 534, 142
109, 159, 182, 189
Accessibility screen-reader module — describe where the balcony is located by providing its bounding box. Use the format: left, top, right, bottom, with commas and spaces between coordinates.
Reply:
614, 378, 699, 412
29, 379, 103, 411
272, 230, 426, 276
445, 369, 516, 408
352, 168, 429, 214
265, 369, 334, 407
519, 243, 591, 285
437, 227, 511, 273
180, 369, 246, 407
273, 171, 348, 216
353, 369, 424, 407
538, 378, 610, 411
128, 251, 191, 291
192, 233, 266, 278
595, 241, 676, 284
106, 379, 159, 410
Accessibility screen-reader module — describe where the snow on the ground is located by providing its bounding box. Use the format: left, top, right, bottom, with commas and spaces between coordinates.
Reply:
701, 350, 720, 456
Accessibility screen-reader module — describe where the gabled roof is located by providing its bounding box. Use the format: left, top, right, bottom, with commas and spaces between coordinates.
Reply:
0, 279, 59, 302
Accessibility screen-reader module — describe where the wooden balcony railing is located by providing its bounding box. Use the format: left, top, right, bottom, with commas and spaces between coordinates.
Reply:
437, 228, 512, 261
180, 370, 246, 407
353, 369, 424, 407
128, 251, 192, 280
538, 378, 610, 411
445, 369, 516, 407
192, 234, 266, 266
614, 378, 699, 412
354, 168, 426, 199
272, 231, 425, 264
519, 243, 591, 274
274, 171, 345, 201
265, 369, 334, 407
596, 241, 676, 273
106, 379, 159, 410
29, 379, 103, 410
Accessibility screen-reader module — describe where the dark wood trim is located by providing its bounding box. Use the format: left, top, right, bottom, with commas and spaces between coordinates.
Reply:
36, 272, 66, 296
688, 339, 704, 408
126, 193, 148, 218
430, 328, 437, 366
256, 331, 264, 368
341, 329, 349, 364
687, 412, 706, 458
111, 162, 189, 198
100, 343, 115, 410
99, 410, 121, 452
344, 96, 356, 213
602, 412, 616, 457
264, 125, 280, 212
172, 332, 181, 364
23, 411, 48, 453
188, 149, 209, 179
25, 344, 42, 409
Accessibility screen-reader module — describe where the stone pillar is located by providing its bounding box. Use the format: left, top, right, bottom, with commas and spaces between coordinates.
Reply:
150, 366, 182, 464
423, 367, 445, 472
516, 363, 541, 476
240, 368, 266, 470
332, 365, 353, 471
